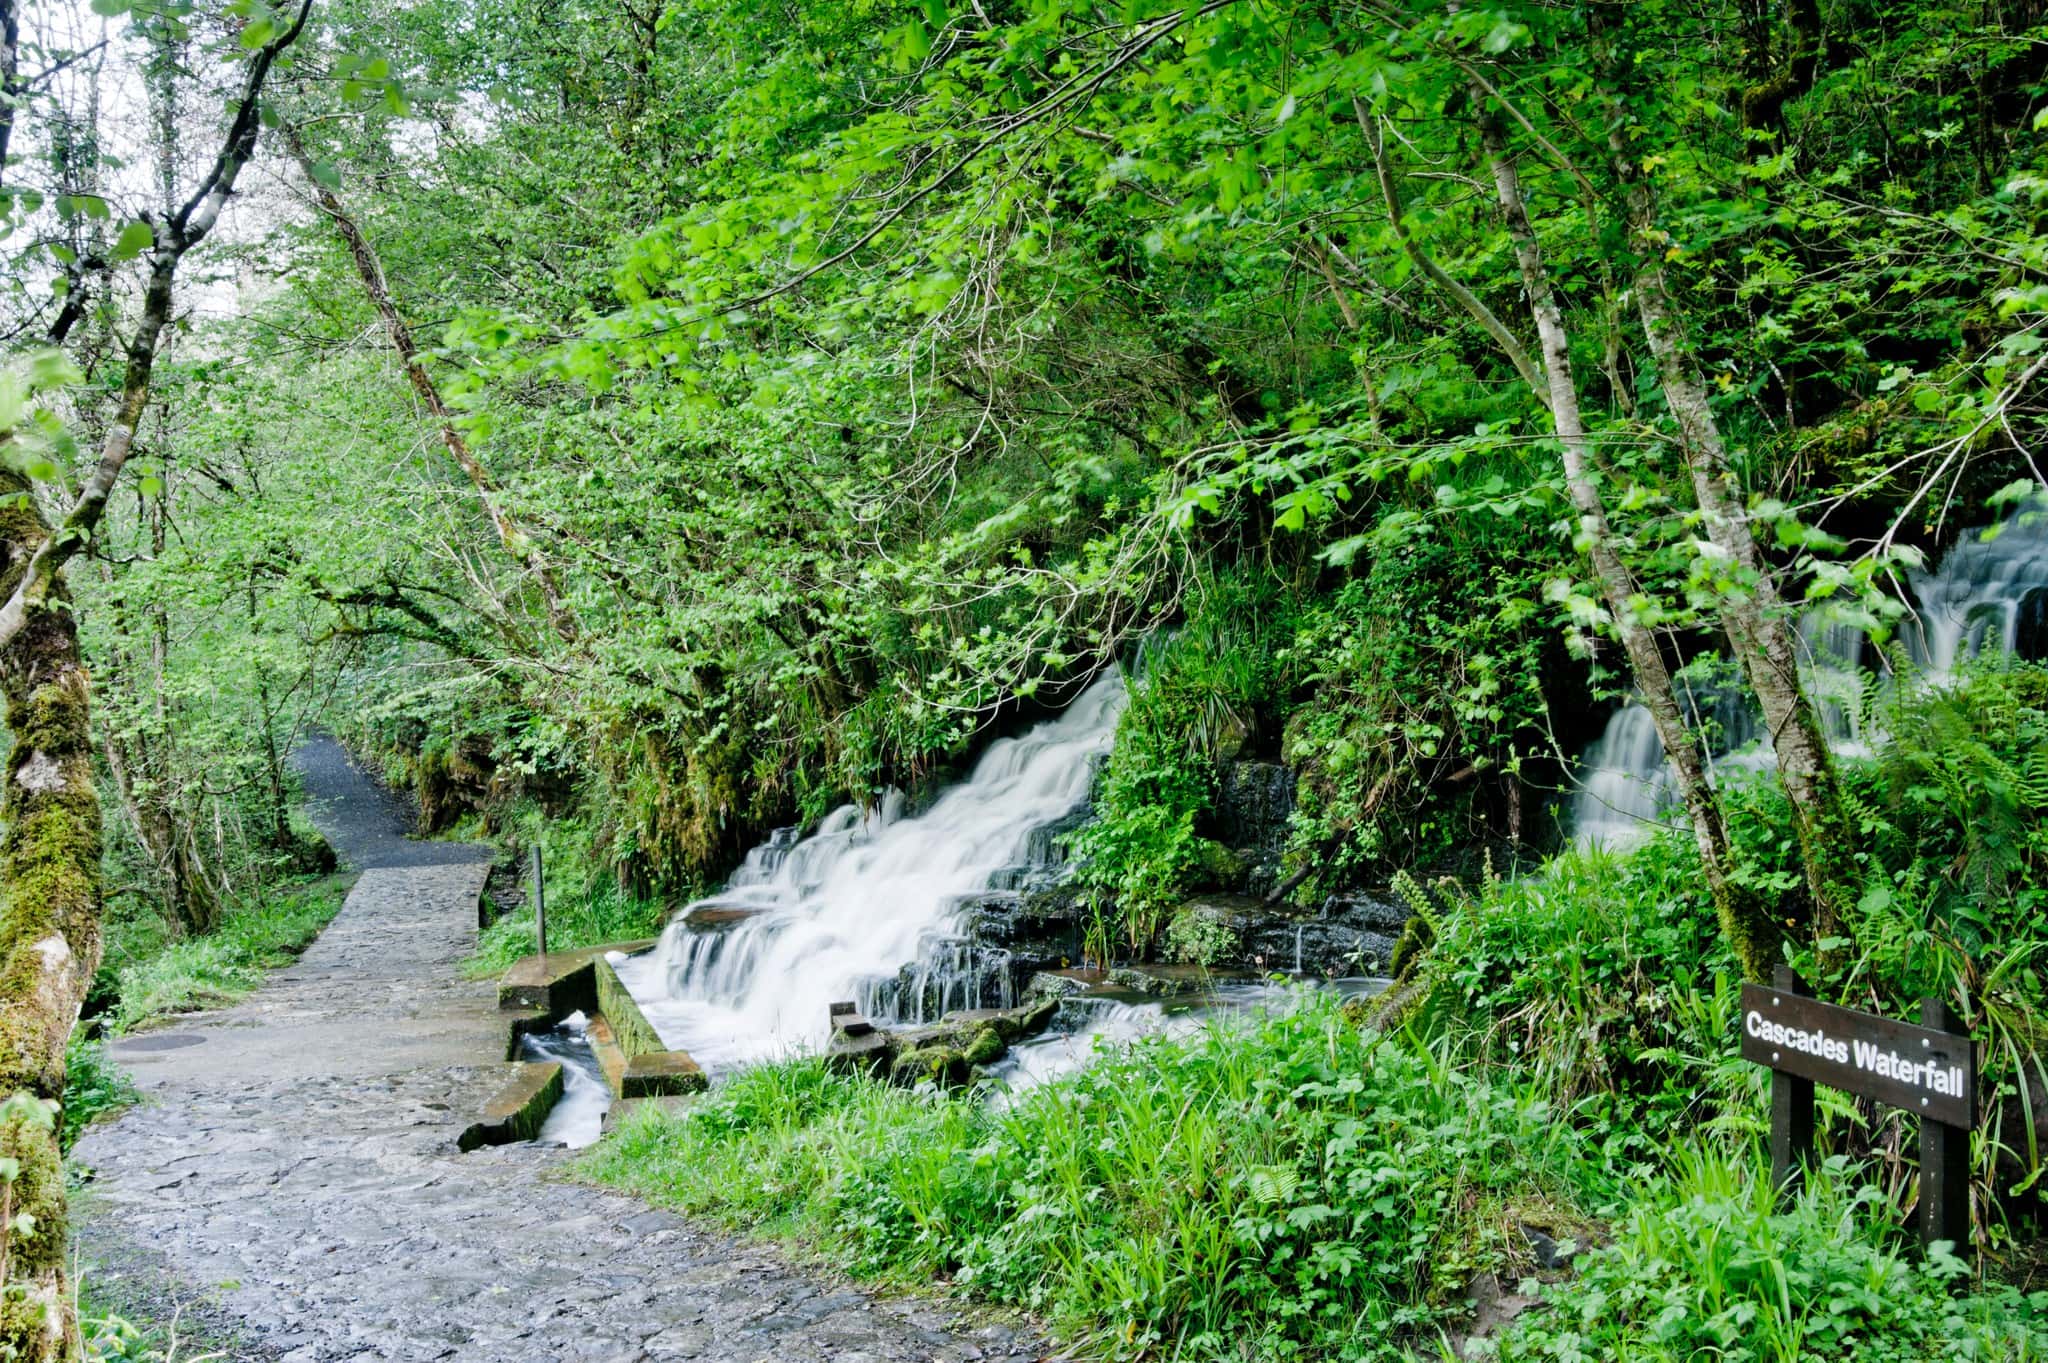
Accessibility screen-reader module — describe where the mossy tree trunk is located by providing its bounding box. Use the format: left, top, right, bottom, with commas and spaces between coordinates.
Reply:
0, 8, 312, 1351
1611, 143, 1863, 971
0, 467, 101, 1363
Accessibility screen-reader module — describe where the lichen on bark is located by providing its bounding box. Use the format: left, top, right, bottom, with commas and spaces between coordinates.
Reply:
0, 466, 103, 1363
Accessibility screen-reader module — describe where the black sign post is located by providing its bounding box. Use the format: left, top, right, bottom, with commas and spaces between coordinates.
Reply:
1740, 965, 1975, 1254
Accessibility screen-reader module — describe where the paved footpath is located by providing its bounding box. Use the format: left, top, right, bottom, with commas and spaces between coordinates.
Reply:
75, 738, 1040, 1363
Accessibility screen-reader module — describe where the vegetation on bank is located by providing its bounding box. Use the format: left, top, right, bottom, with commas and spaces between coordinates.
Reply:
91, 873, 355, 1036
587, 823, 2048, 1361
456, 806, 675, 976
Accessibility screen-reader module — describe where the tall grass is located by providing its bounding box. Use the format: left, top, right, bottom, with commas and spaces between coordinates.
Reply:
1502, 1147, 2048, 1362
106, 873, 353, 1033
586, 993, 1601, 1360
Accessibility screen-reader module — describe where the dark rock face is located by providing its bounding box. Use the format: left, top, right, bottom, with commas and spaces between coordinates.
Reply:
1212, 761, 1297, 897
959, 889, 1084, 975
2017, 586, 2048, 662
1172, 892, 1407, 977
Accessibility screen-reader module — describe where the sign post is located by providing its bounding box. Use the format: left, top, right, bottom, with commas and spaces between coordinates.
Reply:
1739, 967, 1975, 1254
533, 844, 547, 958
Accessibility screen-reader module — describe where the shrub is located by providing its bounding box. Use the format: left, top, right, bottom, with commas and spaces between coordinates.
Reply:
59, 1038, 138, 1152
1502, 1148, 2048, 1363
584, 993, 1603, 1361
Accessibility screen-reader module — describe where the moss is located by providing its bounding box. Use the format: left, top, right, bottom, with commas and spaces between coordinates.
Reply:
960, 1025, 1004, 1067
889, 1045, 968, 1088
0, 1285, 63, 1363
1387, 913, 1435, 981
0, 1112, 67, 1272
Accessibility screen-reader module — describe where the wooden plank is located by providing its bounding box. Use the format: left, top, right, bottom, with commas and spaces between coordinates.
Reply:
1920, 996, 1973, 1251
1739, 981, 1974, 1127
1767, 966, 1814, 1202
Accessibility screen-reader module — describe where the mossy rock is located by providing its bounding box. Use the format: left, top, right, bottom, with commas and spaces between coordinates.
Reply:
1190, 839, 1250, 893
960, 1025, 1005, 1067
889, 1045, 968, 1088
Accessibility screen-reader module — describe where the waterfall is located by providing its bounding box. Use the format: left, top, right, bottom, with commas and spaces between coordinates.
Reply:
1900, 518, 2048, 676
616, 671, 1125, 1069
1570, 516, 2048, 846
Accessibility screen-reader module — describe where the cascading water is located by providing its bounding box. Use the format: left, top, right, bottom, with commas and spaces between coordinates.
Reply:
615, 671, 1126, 1069
1570, 516, 2048, 845
516, 1012, 611, 1149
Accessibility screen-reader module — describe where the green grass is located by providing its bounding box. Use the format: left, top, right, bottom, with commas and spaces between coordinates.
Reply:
583, 993, 1606, 1360
1503, 1148, 2048, 1363
60, 1035, 139, 1152
463, 881, 668, 977
103, 872, 355, 1034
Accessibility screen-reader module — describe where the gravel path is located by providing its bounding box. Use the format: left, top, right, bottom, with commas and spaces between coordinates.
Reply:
74, 742, 1039, 1362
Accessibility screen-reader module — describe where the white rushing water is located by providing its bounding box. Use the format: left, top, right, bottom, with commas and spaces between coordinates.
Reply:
1571, 516, 2048, 846
517, 1011, 611, 1149
616, 671, 1126, 1069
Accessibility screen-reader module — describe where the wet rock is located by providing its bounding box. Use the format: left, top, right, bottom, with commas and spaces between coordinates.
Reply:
2018, 586, 2048, 662
959, 888, 1084, 976
1171, 892, 1406, 977
1522, 1225, 1574, 1271
1215, 761, 1296, 859
1106, 966, 1203, 997
1024, 970, 1088, 999
831, 999, 1059, 1087
865, 935, 1018, 1022
677, 901, 769, 931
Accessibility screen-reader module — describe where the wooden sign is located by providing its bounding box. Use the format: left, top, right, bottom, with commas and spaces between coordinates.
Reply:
1741, 967, 1975, 1253
1739, 979, 1974, 1126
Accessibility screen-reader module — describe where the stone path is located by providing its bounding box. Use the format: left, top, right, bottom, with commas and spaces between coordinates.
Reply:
74, 739, 1041, 1362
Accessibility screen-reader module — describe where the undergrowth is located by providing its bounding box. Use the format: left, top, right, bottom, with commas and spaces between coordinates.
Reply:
463, 881, 668, 978
98, 872, 354, 1034
586, 993, 1605, 1360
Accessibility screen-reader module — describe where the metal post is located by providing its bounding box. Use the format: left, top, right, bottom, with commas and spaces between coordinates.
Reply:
533, 844, 547, 958
1919, 995, 1972, 1254
1769, 965, 1815, 1205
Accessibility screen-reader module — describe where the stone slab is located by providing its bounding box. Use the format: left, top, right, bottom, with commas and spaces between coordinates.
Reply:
594, 955, 667, 1058
623, 1050, 709, 1099
496, 937, 656, 1013
457, 1061, 564, 1151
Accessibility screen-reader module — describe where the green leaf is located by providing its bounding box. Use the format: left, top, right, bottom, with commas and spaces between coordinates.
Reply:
111, 220, 155, 262
308, 161, 343, 190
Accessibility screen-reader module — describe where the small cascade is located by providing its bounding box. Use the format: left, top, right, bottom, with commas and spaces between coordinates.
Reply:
516, 1012, 610, 1149
1571, 703, 1675, 847
1900, 517, 2048, 675
616, 672, 1125, 1068
858, 936, 1018, 1024
1570, 515, 2048, 845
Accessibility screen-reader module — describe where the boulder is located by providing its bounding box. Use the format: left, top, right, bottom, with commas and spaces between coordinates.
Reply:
826, 998, 1060, 1088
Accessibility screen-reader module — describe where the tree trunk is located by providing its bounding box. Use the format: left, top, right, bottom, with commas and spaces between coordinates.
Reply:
0, 469, 101, 1363
1612, 141, 1860, 964
1470, 103, 1778, 978
284, 127, 578, 644
0, 12, 311, 1352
